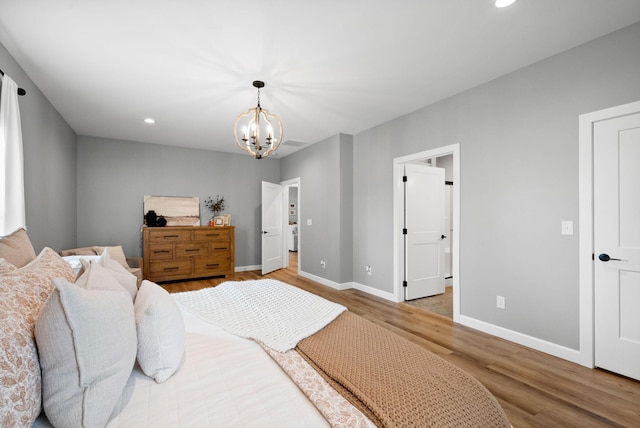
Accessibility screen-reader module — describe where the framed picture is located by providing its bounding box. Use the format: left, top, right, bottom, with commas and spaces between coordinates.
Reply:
143, 195, 200, 226
222, 214, 231, 226
289, 209, 296, 216
213, 216, 224, 226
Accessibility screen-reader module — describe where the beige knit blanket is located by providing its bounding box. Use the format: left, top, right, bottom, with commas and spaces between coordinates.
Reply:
296, 312, 511, 428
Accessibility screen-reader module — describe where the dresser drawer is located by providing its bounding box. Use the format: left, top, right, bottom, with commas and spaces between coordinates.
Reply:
194, 229, 230, 242
148, 259, 191, 277
148, 229, 192, 243
148, 244, 173, 260
194, 255, 231, 274
175, 242, 209, 258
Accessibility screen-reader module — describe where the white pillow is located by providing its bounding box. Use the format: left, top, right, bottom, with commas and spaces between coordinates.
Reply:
135, 280, 186, 383
35, 278, 137, 428
78, 251, 137, 299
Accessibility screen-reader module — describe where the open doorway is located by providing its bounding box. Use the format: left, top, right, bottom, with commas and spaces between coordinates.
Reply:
393, 144, 460, 321
281, 178, 300, 274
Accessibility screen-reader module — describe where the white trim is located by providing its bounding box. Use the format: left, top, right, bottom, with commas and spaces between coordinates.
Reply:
297, 270, 398, 302
578, 100, 640, 368
235, 265, 261, 272
392, 144, 461, 322
352, 282, 397, 302
298, 270, 352, 290
459, 315, 583, 364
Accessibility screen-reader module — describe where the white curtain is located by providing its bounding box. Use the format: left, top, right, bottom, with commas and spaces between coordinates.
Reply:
0, 73, 26, 235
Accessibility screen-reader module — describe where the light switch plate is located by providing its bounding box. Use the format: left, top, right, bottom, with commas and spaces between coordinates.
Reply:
561, 220, 573, 236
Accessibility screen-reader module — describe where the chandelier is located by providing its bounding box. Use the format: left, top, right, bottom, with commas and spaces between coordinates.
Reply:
233, 80, 283, 159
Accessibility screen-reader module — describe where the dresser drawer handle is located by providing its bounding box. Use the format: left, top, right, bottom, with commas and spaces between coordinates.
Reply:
163, 266, 180, 271
205, 234, 220, 238
153, 250, 170, 254
206, 263, 220, 268
163, 235, 179, 239
213, 247, 228, 251
186, 249, 200, 253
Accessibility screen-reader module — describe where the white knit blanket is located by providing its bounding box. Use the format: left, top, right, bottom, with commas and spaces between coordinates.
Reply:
173, 279, 346, 352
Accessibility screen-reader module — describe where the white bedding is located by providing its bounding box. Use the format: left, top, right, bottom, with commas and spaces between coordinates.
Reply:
173, 279, 346, 352
34, 307, 329, 427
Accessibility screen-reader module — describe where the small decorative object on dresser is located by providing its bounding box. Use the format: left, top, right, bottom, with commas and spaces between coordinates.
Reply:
204, 195, 225, 226
143, 226, 234, 282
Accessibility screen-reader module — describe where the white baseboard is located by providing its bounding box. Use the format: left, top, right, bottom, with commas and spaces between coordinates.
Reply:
298, 270, 352, 290
235, 265, 260, 272
459, 315, 585, 366
351, 282, 398, 302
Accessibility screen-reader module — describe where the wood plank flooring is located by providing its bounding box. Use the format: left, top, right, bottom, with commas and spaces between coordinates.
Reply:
161, 254, 640, 427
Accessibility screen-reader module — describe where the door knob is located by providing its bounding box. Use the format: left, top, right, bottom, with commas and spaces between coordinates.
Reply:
598, 253, 621, 262
262, 231, 269, 234
441, 234, 447, 239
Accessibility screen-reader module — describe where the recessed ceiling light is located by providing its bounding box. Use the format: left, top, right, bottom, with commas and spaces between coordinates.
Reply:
495, 0, 516, 7
144, 117, 156, 124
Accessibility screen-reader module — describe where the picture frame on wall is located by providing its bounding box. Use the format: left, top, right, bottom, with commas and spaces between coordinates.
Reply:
143, 195, 200, 226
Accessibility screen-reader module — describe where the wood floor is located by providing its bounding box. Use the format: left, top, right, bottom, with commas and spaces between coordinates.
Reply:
162, 255, 640, 427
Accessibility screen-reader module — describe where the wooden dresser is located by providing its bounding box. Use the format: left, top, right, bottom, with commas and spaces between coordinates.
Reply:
143, 226, 234, 282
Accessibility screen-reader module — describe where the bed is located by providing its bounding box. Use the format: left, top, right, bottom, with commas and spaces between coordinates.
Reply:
0, 228, 510, 428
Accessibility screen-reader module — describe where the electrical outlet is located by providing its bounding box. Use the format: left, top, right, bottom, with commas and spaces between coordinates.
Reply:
365, 265, 372, 275
320, 259, 326, 268
496, 295, 506, 309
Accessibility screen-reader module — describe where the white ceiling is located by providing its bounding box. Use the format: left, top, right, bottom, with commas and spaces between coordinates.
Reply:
1, 1, 639, 158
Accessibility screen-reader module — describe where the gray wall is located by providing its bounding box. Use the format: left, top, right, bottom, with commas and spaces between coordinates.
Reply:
76, 136, 280, 267
281, 133, 353, 284
352, 23, 640, 350
0, 42, 77, 252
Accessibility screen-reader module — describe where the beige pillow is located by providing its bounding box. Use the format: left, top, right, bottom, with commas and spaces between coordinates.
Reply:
98, 245, 129, 269
0, 227, 37, 268
0, 248, 76, 427
135, 280, 186, 383
78, 250, 137, 299
59, 246, 100, 257
35, 278, 137, 428
76, 257, 137, 300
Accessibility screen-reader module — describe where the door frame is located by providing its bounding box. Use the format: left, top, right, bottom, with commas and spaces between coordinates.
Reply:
393, 143, 460, 321
281, 177, 301, 274
578, 100, 640, 368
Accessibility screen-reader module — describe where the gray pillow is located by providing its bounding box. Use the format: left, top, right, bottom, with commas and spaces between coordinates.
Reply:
35, 278, 136, 428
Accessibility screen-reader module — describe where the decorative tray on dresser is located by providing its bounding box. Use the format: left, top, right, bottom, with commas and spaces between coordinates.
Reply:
143, 226, 234, 282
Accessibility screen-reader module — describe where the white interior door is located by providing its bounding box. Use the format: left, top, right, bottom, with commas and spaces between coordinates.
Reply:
594, 110, 640, 381
261, 181, 284, 275
404, 163, 446, 300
